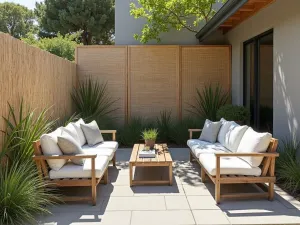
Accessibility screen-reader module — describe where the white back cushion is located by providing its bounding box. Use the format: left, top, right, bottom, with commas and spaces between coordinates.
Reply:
237, 127, 272, 167
62, 123, 80, 143
71, 118, 86, 146
224, 122, 248, 152
217, 118, 234, 146
40, 127, 66, 171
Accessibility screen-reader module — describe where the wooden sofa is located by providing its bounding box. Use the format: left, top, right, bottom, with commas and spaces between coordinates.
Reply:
33, 130, 117, 205
188, 128, 279, 204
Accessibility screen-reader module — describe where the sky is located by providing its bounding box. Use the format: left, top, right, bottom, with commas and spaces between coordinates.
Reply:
0, 0, 43, 9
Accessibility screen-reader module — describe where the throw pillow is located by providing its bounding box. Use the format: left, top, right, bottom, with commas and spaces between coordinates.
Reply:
40, 127, 66, 171
71, 118, 86, 146
223, 122, 248, 152
237, 127, 272, 167
80, 120, 104, 146
57, 132, 85, 165
199, 119, 222, 143
62, 123, 80, 143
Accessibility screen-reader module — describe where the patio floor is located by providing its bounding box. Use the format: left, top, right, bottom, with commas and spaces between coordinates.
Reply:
38, 148, 300, 225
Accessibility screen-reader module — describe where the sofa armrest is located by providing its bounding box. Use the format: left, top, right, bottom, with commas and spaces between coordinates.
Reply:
101, 130, 117, 141
214, 152, 279, 158
33, 154, 97, 161
188, 129, 202, 139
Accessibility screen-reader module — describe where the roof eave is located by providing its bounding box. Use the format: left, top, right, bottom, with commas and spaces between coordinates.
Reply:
196, 0, 248, 42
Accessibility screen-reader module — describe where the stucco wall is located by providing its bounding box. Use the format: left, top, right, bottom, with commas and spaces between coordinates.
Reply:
225, 0, 300, 139
115, 0, 224, 45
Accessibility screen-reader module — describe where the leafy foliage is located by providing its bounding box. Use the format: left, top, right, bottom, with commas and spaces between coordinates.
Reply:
141, 128, 158, 141
276, 138, 300, 194
22, 32, 80, 61
130, 0, 225, 43
71, 78, 119, 123
216, 104, 250, 122
35, 0, 115, 45
0, 2, 36, 39
187, 84, 229, 121
156, 110, 172, 142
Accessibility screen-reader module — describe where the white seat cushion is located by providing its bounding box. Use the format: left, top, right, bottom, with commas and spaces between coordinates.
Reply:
40, 127, 66, 171
49, 155, 109, 179
82, 141, 118, 160
237, 127, 272, 167
199, 153, 262, 176
187, 139, 230, 158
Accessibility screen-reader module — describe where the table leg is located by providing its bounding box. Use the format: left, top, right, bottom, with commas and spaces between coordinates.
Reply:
129, 163, 133, 187
169, 163, 173, 186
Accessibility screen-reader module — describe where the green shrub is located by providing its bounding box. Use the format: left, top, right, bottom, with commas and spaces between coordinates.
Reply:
216, 104, 250, 122
71, 78, 119, 124
170, 117, 205, 146
276, 138, 300, 194
141, 128, 158, 141
0, 161, 55, 225
187, 84, 229, 121
156, 110, 172, 142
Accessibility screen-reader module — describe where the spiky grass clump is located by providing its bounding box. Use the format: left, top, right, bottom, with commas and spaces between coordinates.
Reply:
156, 110, 172, 142
2, 101, 55, 163
187, 84, 229, 121
276, 138, 300, 194
0, 162, 54, 225
71, 78, 118, 123
0, 101, 57, 224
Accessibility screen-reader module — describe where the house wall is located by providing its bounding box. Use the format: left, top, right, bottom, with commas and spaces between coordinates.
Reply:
225, 0, 300, 139
115, 0, 224, 45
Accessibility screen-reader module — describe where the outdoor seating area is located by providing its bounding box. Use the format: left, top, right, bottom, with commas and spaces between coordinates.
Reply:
38, 147, 300, 225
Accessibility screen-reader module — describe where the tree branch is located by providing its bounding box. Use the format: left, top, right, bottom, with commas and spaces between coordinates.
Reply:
168, 9, 197, 33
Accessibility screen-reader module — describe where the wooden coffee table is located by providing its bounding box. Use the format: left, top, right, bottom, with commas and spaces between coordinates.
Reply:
129, 143, 173, 186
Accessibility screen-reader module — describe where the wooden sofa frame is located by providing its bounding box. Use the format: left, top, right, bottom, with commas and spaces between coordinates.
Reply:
188, 129, 279, 204
32, 130, 117, 205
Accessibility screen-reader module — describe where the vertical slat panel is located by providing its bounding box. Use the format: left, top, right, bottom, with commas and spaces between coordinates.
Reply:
181, 46, 231, 117
128, 46, 179, 120
76, 46, 127, 125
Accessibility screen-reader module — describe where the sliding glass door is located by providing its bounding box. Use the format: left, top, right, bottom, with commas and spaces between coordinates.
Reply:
243, 30, 273, 132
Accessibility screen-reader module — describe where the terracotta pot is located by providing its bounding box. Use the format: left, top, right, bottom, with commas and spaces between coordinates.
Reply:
145, 139, 155, 149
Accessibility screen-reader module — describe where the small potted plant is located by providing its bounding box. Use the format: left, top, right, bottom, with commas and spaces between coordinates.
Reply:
217, 104, 250, 125
141, 128, 158, 149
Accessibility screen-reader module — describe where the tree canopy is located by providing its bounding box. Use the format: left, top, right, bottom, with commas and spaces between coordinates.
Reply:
130, 0, 225, 43
35, 0, 115, 45
0, 2, 36, 39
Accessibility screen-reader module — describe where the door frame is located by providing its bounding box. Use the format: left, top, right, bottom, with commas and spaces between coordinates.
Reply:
243, 29, 273, 130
